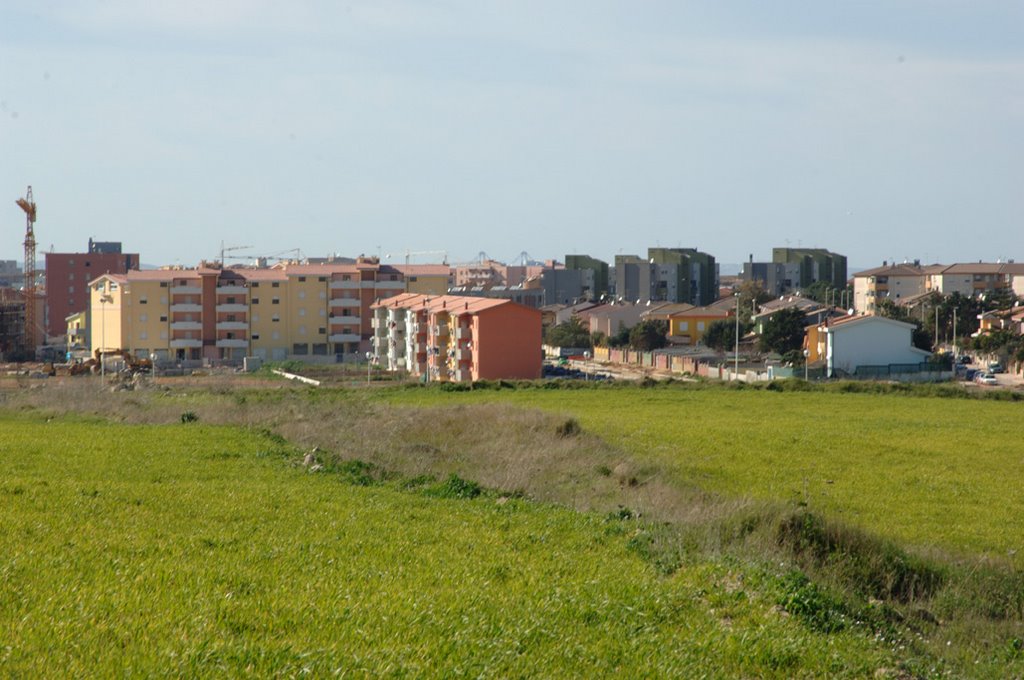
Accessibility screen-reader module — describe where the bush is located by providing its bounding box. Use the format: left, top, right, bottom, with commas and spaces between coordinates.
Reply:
426, 474, 482, 500
555, 417, 581, 438
180, 411, 198, 423
777, 570, 851, 634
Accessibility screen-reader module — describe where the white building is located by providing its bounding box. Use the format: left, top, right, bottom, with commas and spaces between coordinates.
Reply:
822, 315, 931, 378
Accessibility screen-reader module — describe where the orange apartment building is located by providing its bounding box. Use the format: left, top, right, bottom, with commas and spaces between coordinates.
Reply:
371, 293, 542, 382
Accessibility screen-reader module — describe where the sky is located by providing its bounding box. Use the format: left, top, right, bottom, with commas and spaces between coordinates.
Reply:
2, 1, 1022, 273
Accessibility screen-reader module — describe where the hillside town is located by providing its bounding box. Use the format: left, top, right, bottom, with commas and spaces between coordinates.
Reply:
2, 212, 1022, 385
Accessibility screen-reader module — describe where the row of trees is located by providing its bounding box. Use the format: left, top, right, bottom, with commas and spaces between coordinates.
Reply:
544, 316, 670, 353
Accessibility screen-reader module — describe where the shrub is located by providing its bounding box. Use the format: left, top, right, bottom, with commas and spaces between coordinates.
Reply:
555, 417, 581, 438
426, 474, 482, 500
180, 411, 198, 423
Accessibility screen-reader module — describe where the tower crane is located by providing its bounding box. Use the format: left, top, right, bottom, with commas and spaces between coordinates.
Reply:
15, 186, 37, 350
385, 250, 449, 265
219, 242, 252, 266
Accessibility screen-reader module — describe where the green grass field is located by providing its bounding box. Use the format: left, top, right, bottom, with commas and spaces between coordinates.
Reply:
0, 413, 905, 677
383, 385, 1024, 557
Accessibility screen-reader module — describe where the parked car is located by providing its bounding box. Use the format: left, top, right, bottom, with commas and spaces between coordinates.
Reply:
987, 362, 1005, 374
964, 368, 980, 382
975, 373, 999, 386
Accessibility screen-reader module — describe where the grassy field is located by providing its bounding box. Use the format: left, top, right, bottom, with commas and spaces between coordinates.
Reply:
0, 413, 908, 677
383, 384, 1024, 557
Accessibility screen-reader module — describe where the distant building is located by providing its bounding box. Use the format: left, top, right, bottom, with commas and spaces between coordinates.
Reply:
46, 241, 140, 339
771, 247, 848, 290
614, 248, 717, 305
852, 262, 927, 313
924, 262, 1024, 298
0, 261, 21, 287
540, 268, 585, 305
564, 254, 609, 300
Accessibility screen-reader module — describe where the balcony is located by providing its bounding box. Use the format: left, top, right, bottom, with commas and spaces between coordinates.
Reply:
331, 315, 360, 326
457, 346, 473, 361
216, 338, 248, 349
329, 333, 361, 343
216, 321, 248, 330
169, 338, 202, 349
216, 303, 248, 313
330, 280, 360, 290
216, 285, 247, 295
374, 280, 405, 290
170, 285, 201, 295
455, 325, 471, 340
433, 323, 450, 337
170, 303, 202, 313
170, 321, 202, 331
330, 297, 361, 308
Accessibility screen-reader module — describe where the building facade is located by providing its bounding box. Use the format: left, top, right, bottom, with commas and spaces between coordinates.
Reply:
88, 258, 406, 362
371, 293, 542, 382
45, 241, 140, 338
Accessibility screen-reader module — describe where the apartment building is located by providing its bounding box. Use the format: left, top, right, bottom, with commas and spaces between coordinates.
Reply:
614, 248, 718, 306
772, 248, 848, 290
88, 258, 406, 362
925, 262, 1024, 298
371, 293, 541, 382
852, 263, 927, 313
45, 239, 140, 338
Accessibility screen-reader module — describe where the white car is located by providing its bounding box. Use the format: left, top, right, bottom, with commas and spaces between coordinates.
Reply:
975, 373, 999, 386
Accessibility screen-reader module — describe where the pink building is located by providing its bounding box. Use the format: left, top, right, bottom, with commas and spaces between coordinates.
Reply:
371, 293, 541, 382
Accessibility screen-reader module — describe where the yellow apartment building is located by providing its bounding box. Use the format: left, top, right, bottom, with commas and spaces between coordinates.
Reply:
88, 258, 406, 363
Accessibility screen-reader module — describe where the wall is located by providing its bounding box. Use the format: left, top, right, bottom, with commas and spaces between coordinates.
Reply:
474, 303, 542, 380
829, 320, 929, 375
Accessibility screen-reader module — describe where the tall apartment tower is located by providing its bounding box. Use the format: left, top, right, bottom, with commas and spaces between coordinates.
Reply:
45, 240, 140, 338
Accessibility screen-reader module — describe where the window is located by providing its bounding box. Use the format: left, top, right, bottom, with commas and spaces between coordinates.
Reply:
342, 275, 351, 281
139, 297, 147, 304
68, 285, 74, 293
312, 343, 328, 355
298, 290, 306, 299
319, 309, 326, 317
227, 296, 235, 304
85, 261, 91, 267
160, 296, 167, 305
272, 282, 280, 288
139, 331, 148, 340
252, 298, 259, 305
252, 333, 260, 340
299, 308, 306, 317
252, 313, 259, 323
139, 313, 147, 322
68, 273, 74, 280
272, 315, 280, 322
68, 259, 74, 266
318, 327, 326, 335
272, 297, 280, 305
292, 343, 308, 355
272, 331, 280, 340
679, 321, 689, 332
299, 325, 307, 335
318, 276, 326, 282
160, 282, 168, 288
298, 276, 306, 282
697, 321, 705, 331
319, 291, 326, 300
109, 282, 118, 291
159, 315, 167, 322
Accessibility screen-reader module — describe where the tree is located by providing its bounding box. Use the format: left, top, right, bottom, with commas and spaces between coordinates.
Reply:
759, 307, 806, 355
607, 322, 632, 348
702, 318, 752, 352
628, 320, 668, 351
544, 315, 592, 348
736, 280, 773, 317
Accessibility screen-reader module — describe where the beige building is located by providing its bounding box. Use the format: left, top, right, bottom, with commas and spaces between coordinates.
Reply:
89, 258, 407, 363
852, 263, 926, 313
925, 262, 1024, 298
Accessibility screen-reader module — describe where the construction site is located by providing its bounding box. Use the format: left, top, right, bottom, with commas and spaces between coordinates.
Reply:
0, 186, 37, 363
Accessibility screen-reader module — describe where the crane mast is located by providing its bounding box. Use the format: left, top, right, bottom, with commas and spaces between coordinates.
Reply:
15, 186, 37, 353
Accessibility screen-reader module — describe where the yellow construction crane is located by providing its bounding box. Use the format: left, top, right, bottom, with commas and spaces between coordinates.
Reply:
15, 186, 37, 352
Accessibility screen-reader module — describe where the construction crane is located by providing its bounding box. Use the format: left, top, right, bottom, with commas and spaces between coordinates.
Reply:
219, 242, 251, 266
385, 250, 449, 265
15, 186, 36, 351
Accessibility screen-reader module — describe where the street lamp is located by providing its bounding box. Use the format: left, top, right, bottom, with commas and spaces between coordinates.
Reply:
583, 350, 591, 381
365, 351, 378, 385
803, 348, 809, 381
99, 293, 113, 381
734, 292, 740, 380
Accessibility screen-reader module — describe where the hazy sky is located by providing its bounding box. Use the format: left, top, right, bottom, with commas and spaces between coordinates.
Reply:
2, 1, 1022, 271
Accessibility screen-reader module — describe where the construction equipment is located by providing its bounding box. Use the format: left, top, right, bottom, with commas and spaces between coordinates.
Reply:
385, 250, 449, 265
15, 186, 36, 353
